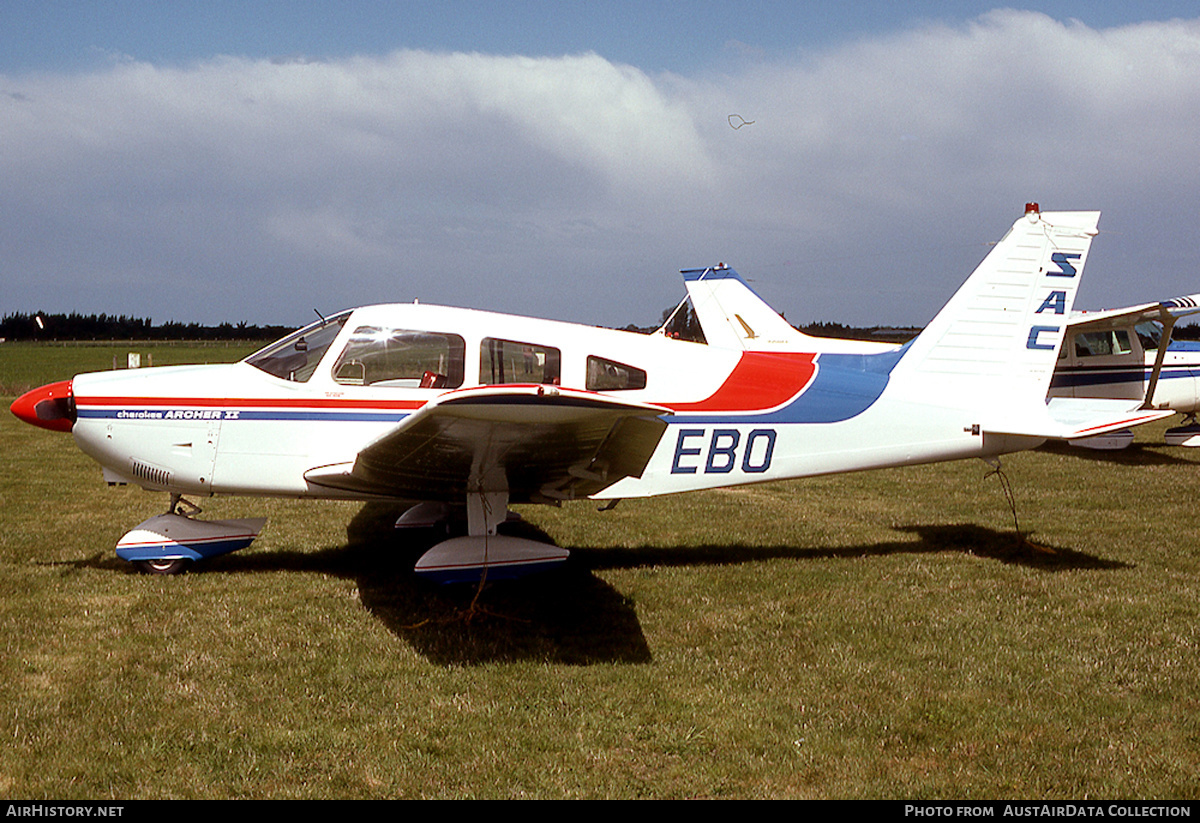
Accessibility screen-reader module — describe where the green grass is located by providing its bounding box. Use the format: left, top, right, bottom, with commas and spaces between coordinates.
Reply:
0, 340, 264, 396
1, 344, 1199, 798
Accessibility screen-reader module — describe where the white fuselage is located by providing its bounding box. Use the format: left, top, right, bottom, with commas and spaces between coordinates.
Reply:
69, 301, 1019, 504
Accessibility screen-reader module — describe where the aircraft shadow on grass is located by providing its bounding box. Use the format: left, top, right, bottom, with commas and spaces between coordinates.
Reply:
65, 503, 1129, 666
570, 523, 1131, 574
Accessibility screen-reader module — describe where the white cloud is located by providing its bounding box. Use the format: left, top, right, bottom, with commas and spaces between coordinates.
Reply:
2, 11, 1199, 327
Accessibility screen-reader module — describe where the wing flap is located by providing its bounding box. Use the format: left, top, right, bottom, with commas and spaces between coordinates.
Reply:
305, 386, 669, 501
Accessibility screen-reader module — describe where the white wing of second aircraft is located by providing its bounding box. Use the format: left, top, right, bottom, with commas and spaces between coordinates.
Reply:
1068, 294, 1200, 330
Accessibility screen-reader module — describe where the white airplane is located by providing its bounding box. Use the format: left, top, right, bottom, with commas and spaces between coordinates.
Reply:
10, 205, 1173, 581
1049, 298, 1200, 448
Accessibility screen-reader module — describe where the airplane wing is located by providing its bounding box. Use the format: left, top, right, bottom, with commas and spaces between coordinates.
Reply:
1068, 293, 1200, 330
304, 385, 670, 503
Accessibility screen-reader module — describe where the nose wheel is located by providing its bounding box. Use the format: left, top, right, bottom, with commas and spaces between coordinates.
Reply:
117, 497, 267, 575
134, 557, 190, 575
127, 496, 200, 574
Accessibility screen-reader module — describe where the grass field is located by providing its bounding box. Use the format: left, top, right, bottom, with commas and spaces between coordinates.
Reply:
0, 340, 264, 396
1, 343, 1198, 798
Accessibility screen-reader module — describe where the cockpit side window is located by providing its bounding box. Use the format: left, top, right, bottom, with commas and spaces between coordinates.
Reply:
586, 356, 647, 391
244, 312, 350, 382
480, 338, 561, 385
333, 327, 465, 388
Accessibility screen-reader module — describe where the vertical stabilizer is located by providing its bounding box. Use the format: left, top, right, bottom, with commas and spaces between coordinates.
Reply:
682, 266, 805, 350
682, 265, 894, 354
890, 205, 1101, 408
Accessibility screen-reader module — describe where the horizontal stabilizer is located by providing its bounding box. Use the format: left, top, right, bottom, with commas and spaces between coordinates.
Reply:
984, 398, 1173, 441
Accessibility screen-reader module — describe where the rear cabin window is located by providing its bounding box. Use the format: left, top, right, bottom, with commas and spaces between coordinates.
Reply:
1074, 330, 1132, 358
333, 327, 465, 388
480, 338, 561, 385
586, 356, 647, 391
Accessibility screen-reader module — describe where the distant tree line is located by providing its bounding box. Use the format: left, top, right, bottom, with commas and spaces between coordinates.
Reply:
0, 312, 292, 341
5, 308, 1194, 345
799, 321, 921, 344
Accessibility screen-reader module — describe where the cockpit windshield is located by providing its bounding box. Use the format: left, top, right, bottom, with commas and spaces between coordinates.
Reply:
244, 311, 351, 381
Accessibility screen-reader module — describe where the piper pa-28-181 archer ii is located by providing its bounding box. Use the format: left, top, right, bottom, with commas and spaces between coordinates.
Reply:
10, 204, 1174, 582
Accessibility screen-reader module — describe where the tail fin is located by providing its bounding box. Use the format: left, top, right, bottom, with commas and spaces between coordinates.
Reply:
681, 265, 808, 349
681, 265, 893, 353
892, 205, 1098, 395
891, 205, 1170, 438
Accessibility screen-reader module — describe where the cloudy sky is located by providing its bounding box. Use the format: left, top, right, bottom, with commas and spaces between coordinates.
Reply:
3, 2, 1199, 330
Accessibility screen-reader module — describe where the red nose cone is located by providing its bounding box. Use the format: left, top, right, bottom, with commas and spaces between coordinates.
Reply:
10, 379, 76, 432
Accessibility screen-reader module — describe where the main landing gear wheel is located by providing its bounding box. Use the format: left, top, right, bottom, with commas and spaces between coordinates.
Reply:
134, 558, 190, 575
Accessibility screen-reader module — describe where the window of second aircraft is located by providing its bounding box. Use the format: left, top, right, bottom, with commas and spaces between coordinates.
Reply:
1074, 329, 1132, 358
1136, 321, 1162, 352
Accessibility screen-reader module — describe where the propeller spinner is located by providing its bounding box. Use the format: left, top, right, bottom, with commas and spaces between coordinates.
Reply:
10, 380, 76, 432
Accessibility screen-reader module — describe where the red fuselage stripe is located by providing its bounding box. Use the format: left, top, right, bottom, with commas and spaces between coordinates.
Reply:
663, 351, 818, 412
